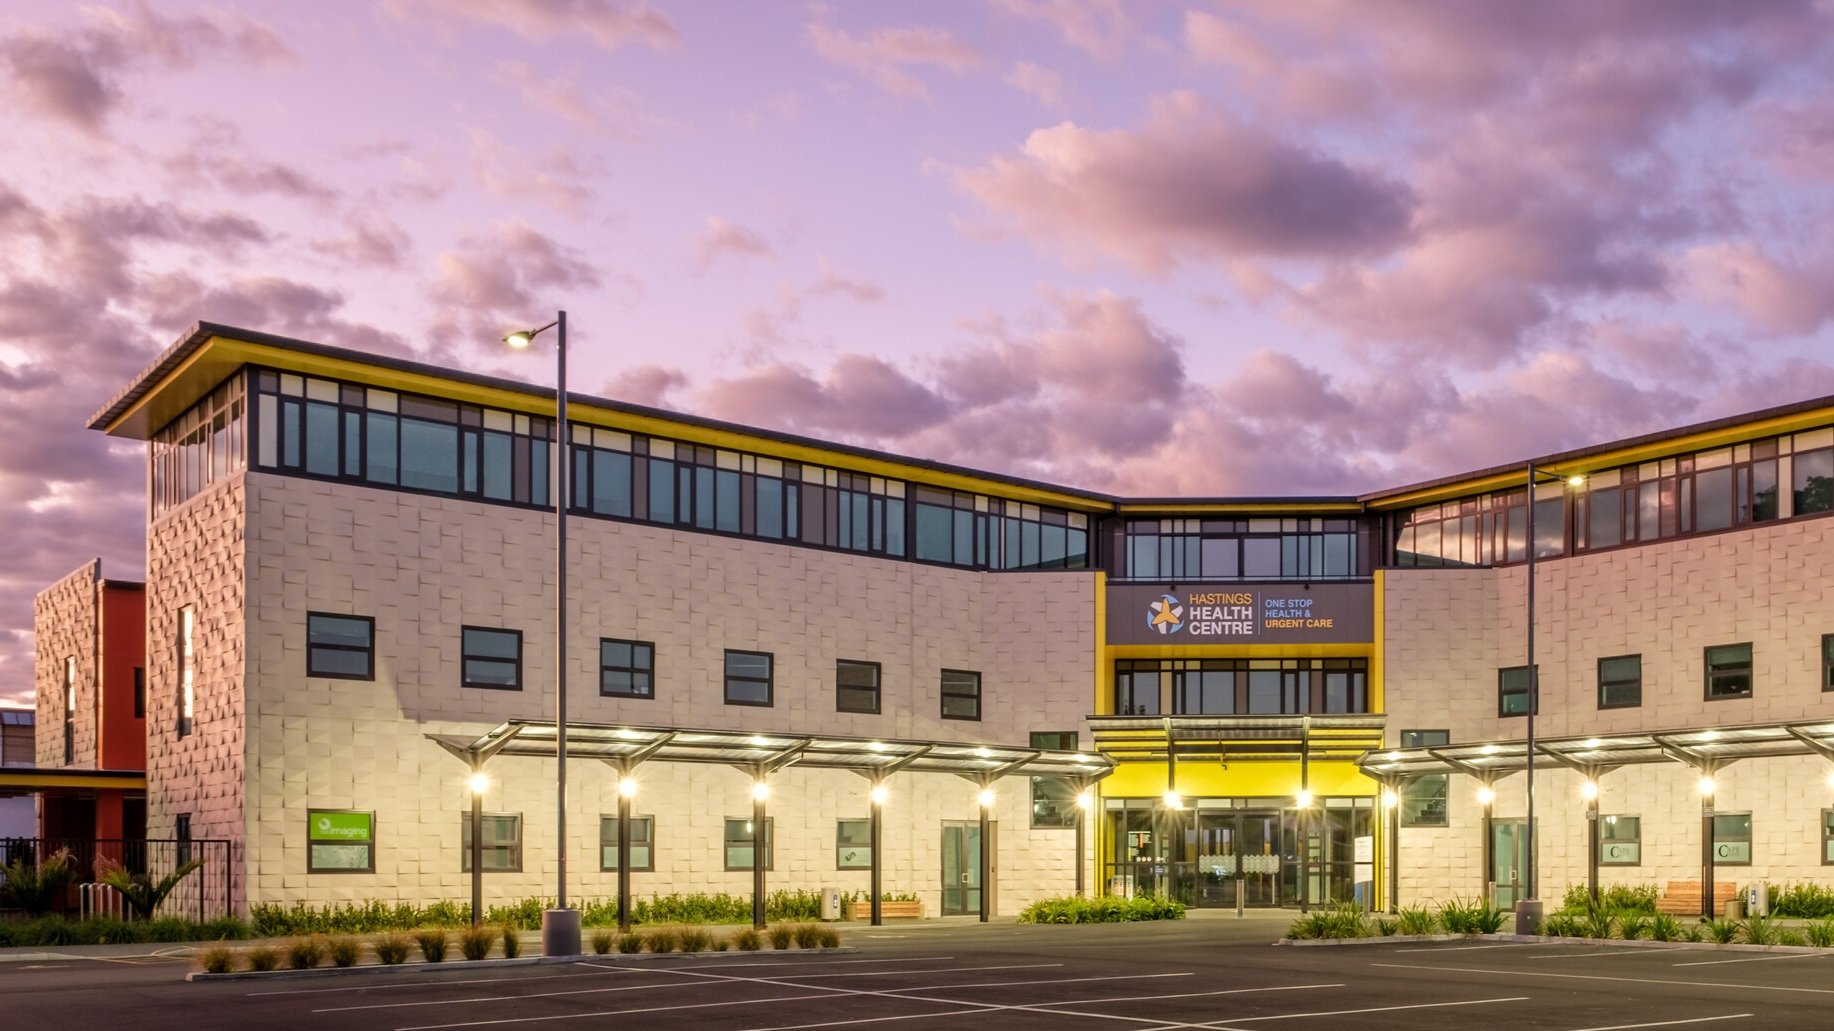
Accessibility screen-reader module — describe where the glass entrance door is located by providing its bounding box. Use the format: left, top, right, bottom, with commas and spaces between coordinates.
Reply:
941, 822, 982, 916
1492, 819, 1527, 907
1190, 809, 1282, 907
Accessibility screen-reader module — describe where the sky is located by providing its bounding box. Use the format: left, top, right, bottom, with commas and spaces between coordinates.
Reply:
4, 0, 1834, 706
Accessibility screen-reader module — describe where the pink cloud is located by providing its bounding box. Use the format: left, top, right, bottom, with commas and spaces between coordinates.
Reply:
809, 260, 885, 303
993, 0, 1137, 61
805, 21, 980, 99
408, 0, 679, 51
699, 354, 950, 440
695, 216, 775, 267
1686, 243, 1834, 336
1005, 61, 1065, 108
493, 60, 667, 138
955, 92, 1415, 272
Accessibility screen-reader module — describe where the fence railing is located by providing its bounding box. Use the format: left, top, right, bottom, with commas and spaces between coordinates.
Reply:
0, 837, 235, 922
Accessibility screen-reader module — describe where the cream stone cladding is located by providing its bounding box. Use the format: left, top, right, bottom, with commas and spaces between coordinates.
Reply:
144, 474, 248, 899
1383, 514, 1834, 905
241, 471, 1095, 910
34, 560, 99, 768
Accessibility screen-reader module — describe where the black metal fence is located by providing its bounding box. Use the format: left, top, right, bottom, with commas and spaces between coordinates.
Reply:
0, 837, 235, 922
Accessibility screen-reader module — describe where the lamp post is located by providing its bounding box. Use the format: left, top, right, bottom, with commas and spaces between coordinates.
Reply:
617, 776, 636, 932
468, 771, 488, 929
504, 311, 578, 957
869, 783, 888, 925
1519, 463, 1579, 935
977, 787, 995, 923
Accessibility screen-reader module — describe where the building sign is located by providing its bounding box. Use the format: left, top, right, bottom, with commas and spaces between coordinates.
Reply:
310, 810, 373, 841
307, 808, 376, 873
1107, 582, 1373, 646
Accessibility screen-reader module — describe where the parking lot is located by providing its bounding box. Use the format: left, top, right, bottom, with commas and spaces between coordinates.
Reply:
8, 917, 1834, 1029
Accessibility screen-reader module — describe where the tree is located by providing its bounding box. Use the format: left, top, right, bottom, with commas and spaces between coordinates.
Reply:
95, 854, 205, 921
0, 848, 79, 917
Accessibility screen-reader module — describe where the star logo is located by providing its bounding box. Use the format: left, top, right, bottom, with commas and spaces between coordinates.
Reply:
1147, 594, 1184, 635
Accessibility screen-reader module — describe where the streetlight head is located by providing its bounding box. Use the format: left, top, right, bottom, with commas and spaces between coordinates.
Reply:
1076, 789, 1095, 810
1162, 790, 1183, 810
1567, 474, 1586, 488
1476, 786, 1495, 806
1698, 776, 1716, 797
752, 780, 771, 802
1295, 789, 1314, 809
467, 772, 490, 796
618, 777, 638, 799
869, 784, 889, 806
1380, 788, 1398, 809
1580, 780, 1598, 801
977, 788, 997, 809
504, 329, 535, 350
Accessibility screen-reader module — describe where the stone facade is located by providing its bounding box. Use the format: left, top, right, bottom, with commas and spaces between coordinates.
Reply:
34, 560, 99, 769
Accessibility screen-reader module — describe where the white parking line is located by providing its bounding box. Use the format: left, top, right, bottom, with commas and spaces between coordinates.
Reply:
1391, 943, 1525, 953
1560, 1015, 1753, 1030
395, 989, 866, 1030
1672, 953, 1829, 967
1190, 995, 1528, 1029
1373, 961, 1834, 996
1525, 950, 1667, 960
251, 964, 638, 997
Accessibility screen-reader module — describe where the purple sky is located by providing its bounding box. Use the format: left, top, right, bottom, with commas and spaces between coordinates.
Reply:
5, 1, 1834, 705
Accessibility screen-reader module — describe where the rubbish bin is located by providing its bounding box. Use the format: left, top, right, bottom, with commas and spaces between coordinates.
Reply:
820, 887, 843, 921
1723, 897, 1743, 920
1747, 882, 1769, 917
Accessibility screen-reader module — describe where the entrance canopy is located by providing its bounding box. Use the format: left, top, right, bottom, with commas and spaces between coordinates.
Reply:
428, 719, 1115, 783
1089, 714, 1386, 764
1357, 718, 1834, 780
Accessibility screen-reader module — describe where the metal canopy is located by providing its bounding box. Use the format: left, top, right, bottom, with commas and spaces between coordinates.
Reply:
1357, 719, 1834, 779
1088, 714, 1386, 764
427, 719, 1114, 782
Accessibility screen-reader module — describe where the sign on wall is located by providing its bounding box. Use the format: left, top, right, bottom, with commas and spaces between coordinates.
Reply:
307, 808, 376, 873
1106, 582, 1373, 646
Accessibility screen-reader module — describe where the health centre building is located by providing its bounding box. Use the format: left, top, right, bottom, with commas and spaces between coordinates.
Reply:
35, 321, 1834, 920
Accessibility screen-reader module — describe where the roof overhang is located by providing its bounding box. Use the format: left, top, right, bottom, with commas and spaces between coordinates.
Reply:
1089, 714, 1386, 764
1356, 719, 1834, 781
0, 768, 147, 794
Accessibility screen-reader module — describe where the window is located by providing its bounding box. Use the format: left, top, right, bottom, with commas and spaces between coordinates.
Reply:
1712, 813, 1751, 865
1823, 635, 1834, 692
599, 816, 654, 871
836, 660, 881, 714
175, 813, 192, 864
307, 613, 375, 679
63, 656, 75, 765
133, 667, 145, 719
1597, 654, 1641, 709
941, 669, 981, 720
1704, 643, 1752, 700
462, 627, 522, 690
600, 639, 655, 698
1399, 730, 1449, 826
724, 650, 773, 706
1599, 815, 1640, 865
1498, 665, 1535, 716
1824, 810, 1834, 864
837, 819, 872, 869
724, 817, 772, 870
461, 813, 523, 871
177, 606, 195, 738
307, 809, 376, 873
1030, 731, 1079, 828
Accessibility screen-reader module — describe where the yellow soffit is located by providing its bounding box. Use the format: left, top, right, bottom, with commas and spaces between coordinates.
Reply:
1104, 642, 1372, 660
1114, 501, 1363, 516
0, 770, 147, 790
113, 335, 1112, 512
1370, 403, 1834, 511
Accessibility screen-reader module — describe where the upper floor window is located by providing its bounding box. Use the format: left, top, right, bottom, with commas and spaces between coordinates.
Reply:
1822, 634, 1834, 692
1597, 654, 1641, 709
151, 374, 246, 518
177, 606, 195, 738
462, 627, 522, 690
1704, 643, 1752, 700
62, 656, 75, 764
1113, 658, 1369, 716
600, 639, 654, 698
1030, 731, 1079, 829
941, 669, 981, 720
1498, 665, 1535, 717
836, 660, 881, 714
1124, 517, 1357, 581
307, 613, 375, 680
724, 650, 773, 707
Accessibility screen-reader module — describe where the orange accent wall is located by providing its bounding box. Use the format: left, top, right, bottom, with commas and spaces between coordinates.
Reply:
98, 583, 146, 770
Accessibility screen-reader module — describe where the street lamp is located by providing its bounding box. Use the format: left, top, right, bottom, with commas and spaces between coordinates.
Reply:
616, 776, 637, 932
504, 310, 578, 957
468, 771, 489, 929
1520, 462, 1578, 935
977, 787, 996, 923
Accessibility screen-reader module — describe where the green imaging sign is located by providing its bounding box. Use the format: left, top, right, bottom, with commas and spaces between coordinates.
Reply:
309, 810, 373, 841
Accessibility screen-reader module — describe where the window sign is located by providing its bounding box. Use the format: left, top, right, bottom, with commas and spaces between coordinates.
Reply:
308, 809, 376, 872
837, 819, 871, 869
1599, 814, 1640, 865
1712, 813, 1752, 864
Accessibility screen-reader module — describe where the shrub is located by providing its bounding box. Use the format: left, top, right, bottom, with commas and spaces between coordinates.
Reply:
286, 936, 327, 969
1702, 918, 1740, 944
198, 945, 236, 974
590, 929, 614, 955
147, 917, 196, 942
1015, 894, 1186, 925
713, 938, 731, 952
1579, 908, 1615, 940
1806, 918, 1834, 948
1438, 899, 1504, 935
1779, 930, 1807, 947
374, 933, 411, 964
500, 926, 521, 958
1373, 916, 1399, 936
327, 936, 361, 967
793, 924, 823, 949
244, 946, 282, 972
680, 927, 713, 953
414, 928, 450, 962
200, 917, 251, 941
733, 928, 762, 951
1539, 913, 1579, 938
1771, 882, 1834, 919
0, 849, 79, 917
616, 933, 643, 954
1397, 907, 1437, 936
1617, 914, 1649, 941
768, 925, 794, 949
817, 926, 840, 949
644, 927, 679, 953
1648, 913, 1683, 942
459, 926, 495, 961
1741, 914, 1781, 946
96, 855, 206, 921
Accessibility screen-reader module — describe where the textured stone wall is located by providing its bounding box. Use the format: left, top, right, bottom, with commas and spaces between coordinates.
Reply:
145, 475, 247, 902
240, 472, 1094, 912
1385, 515, 1834, 905
33, 560, 98, 768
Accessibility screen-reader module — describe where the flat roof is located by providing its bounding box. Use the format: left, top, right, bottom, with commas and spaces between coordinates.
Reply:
1357, 719, 1834, 781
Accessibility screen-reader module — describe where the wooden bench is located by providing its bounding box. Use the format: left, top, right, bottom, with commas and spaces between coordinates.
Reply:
847, 899, 922, 920
1654, 880, 1737, 916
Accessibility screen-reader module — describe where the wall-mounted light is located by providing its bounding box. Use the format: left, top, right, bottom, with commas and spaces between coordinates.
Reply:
1295, 789, 1315, 809
1380, 788, 1398, 809
1076, 790, 1095, 810
1162, 790, 1184, 810
1567, 474, 1586, 488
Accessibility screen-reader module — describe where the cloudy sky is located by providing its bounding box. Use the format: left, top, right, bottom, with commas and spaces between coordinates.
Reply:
5, 0, 1834, 705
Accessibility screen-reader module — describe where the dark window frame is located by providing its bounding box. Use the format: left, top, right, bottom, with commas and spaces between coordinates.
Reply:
1711, 812, 1752, 866
724, 817, 773, 870
940, 668, 982, 721
1822, 635, 1834, 693
1704, 643, 1753, 700
1598, 814, 1640, 866
461, 812, 524, 872
1030, 731, 1079, 829
723, 650, 774, 707
1597, 654, 1642, 710
1498, 665, 1536, 717
1823, 809, 1834, 866
461, 626, 523, 691
836, 659, 882, 714
599, 638, 656, 699
598, 815, 655, 871
1399, 729, 1450, 827
836, 818, 872, 870
307, 612, 376, 680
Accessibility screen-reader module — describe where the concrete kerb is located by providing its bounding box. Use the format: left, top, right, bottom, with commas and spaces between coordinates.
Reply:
1280, 931, 1834, 955
185, 946, 862, 982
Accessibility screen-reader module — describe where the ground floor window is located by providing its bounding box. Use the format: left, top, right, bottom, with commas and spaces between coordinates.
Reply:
1712, 812, 1751, 865
599, 815, 654, 871
1824, 810, 1834, 864
1030, 731, 1079, 828
307, 809, 376, 872
1599, 814, 1640, 865
461, 813, 523, 871
725, 817, 773, 870
837, 819, 871, 869
1399, 729, 1449, 826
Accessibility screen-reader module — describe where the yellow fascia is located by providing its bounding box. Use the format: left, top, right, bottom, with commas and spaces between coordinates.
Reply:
0, 771, 147, 790
1104, 643, 1372, 660
1370, 569, 1385, 714
1114, 501, 1364, 516
1092, 569, 1109, 715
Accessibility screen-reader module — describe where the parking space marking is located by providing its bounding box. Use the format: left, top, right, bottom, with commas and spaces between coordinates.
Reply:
1671, 953, 1828, 967
395, 989, 874, 1029
1559, 1015, 1753, 1030
1524, 950, 1660, 960
1373, 961, 1834, 996
1391, 944, 1525, 953
722, 962, 1063, 980
251, 964, 638, 997
1190, 994, 1528, 1029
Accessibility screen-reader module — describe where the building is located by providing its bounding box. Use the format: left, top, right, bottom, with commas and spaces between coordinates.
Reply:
1, 709, 37, 838
39, 320, 1834, 919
